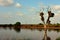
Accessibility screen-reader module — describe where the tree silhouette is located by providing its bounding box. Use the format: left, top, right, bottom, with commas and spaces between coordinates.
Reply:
40, 7, 55, 40
14, 22, 21, 26
40, 12, 45, 24
14, 22, 21, 32
46, 11, 55, 24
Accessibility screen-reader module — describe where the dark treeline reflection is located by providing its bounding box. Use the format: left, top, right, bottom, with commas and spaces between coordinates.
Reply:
37, 29, 60, 32
1, 27, 21, 33
1, 27, 60, 33
0, 22, 21, 32
48, 29, 60, 32
30, 28, 60, 32
14, 27, 21, 33
37, 29, 43, 31
53, 29, 60, 32
44, 29, 60, 32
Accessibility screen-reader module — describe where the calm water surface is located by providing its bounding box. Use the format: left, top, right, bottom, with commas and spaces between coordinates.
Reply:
0, 27, 60, 40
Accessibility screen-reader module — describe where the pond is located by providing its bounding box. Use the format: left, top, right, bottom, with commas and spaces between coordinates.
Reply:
0, 27, 60, 40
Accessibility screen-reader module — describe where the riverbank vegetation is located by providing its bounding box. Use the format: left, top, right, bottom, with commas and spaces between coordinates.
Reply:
0, 22, 60, 28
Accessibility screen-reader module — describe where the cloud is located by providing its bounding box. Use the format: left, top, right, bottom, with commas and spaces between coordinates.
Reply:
0, 0, 22, 8
39, 3, 60, 11
3, 15, 11, 18
0, 0, 14, 6
15, 3, 22, 8
0, 14, 11, 18
27, 7, 36, 12
51, 5, 60, 10
16, 12, 24, 16
55, 11, 60, 17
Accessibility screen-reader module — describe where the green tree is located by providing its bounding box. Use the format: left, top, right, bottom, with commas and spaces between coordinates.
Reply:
14, 22, 21, 26
14, 22, 21, 32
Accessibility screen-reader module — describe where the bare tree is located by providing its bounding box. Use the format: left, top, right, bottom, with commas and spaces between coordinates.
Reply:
46, 7, 54, 24
40, 6, 55, 40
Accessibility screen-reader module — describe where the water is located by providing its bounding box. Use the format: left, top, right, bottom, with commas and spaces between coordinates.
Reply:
0, 27, 60, 40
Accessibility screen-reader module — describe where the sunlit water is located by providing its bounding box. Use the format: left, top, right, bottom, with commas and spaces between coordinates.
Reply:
0, 27, 60, 40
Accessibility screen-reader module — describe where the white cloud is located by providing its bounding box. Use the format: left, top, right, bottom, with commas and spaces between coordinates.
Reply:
0, 14, 11, 18
16, 12, 24, 16
51, 5, 60, 10
28, 7, 36, 12
39, 3, 60, 11
0, 0, 22, 7
3, 15, 11, 18
0, 0, 14, 6
55, 12, 60, 17
15, 3, 21, 8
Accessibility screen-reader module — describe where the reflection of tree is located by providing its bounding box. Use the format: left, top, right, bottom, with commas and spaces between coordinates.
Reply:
9, 27, 12, 30
48, 29, 52, 32
30, 28, 34, 31
3, 24, 7, 30
38, 29, 42, 31
3, 27, 7, 30
54, 29, 60, 32
14, 27, 21, 32
9, 24, 13, 30
42, 36, 51, 40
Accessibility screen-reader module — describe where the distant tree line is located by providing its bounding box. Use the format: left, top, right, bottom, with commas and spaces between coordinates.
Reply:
0, 22, 21, 27
39, 23, 60, 27
0, 22, 60, 27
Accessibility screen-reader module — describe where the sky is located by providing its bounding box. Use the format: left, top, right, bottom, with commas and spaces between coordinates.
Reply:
0, 0, 60, 24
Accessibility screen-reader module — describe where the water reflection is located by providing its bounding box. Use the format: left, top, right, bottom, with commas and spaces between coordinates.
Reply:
1, 27, 21, 33
42, 36, 51, 40
14, 27, 21, 32
44, 29, 60, 33
0, 27, 60, 40
37, 29, 43, 31
54, 29, 60, 32
42, 29, 51, 40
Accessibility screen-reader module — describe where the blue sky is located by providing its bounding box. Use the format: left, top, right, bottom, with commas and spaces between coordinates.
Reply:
0, 0, 60, 24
